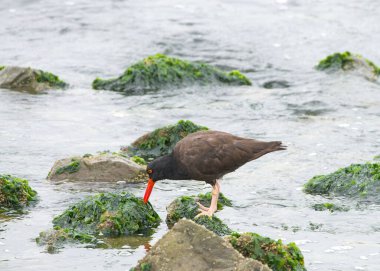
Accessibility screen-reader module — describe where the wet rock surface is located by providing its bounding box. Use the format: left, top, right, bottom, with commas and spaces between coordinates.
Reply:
132, 219, 271, 271
0, 66, 67, 92
92, 54, 251, 94
47, 153, 147, 182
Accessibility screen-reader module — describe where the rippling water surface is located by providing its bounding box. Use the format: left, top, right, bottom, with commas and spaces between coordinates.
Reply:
1, 0, 380, 270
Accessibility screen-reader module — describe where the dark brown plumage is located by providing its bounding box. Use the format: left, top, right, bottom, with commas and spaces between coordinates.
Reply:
143, 130, 286, 212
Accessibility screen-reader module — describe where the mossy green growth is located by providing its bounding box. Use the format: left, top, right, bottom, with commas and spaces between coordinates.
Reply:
53, 192, 160, 237
0, 174, 37, 212
36, 227, 97, 254
131, 156, 147, 165
312, 202, 349, 212
166, 192, 232, 227
0, 66, 4, 71
193, 216, 232, 236
227, 232, 306, 271
316, 51, 380, 75
304, 162, 380, 203
55, 158, 81, 175
92, 54, 251, 94
126, 120, 208, 160
35, 70, 68, 88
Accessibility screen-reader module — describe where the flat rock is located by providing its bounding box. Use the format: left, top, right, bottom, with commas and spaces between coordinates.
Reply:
48, 154, 147, 182
132, 219, 271, 271
0, 66, 67, 92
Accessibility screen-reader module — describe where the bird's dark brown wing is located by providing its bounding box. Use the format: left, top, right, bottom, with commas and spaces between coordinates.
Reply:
173, 130, 284, 183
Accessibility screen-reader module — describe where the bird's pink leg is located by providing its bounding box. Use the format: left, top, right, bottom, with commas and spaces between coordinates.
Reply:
196, 180, 220, 217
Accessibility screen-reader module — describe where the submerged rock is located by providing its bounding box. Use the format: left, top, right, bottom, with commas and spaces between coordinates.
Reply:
166, 192, 232, 228
304, 162, 380, 203
227, 232, 306, 271
316, 52, 380, 81
0, 174, 37, 212
122, 120, 208, 160
53, 192, 160, 236
47, 153, 147, 182
132, 219, 271, 271
92, 54, 251, 94
312, 202, 349, 212
0, 66, 67, 92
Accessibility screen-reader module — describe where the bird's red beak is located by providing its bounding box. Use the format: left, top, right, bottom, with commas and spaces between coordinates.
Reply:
143, 178, 155, 204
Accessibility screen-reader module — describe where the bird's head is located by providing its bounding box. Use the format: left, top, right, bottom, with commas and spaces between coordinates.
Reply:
143, 155, 173, 204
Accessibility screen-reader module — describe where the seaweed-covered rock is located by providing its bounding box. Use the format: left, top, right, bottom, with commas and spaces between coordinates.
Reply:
193, 216, 232, 236
0, 66, 67, 92
227, 232, 306, 271
92, 54, 251, 94
132, 219, 271, 271
316, 52, 380, 81
0, 174, 37, 212
52, 192, 160, 236
312, 202, 349, 212
166, 192, 232, 227
122, 120, 208, 160
304, 162, 380, 203
36, 227, 97, 253
47, 153, 147, 182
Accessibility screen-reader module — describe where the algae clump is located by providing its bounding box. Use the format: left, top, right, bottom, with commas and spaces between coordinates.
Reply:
0, 174, 37, 212
35, 70, 68, 89
55, 158, 81, 175
193, 216, 232, 236
304, 162, 380, 203
92, 54, 251, 94
227, 232, 306, 271
316, 51, 380, 79
124, 120, 208, 160
53, 192, 160, 236
0, 66, 4, 71
312, 202, 348, 212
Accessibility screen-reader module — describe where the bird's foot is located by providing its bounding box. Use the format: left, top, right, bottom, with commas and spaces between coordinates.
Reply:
195, 207, 216, 218
196, 202, 209, 211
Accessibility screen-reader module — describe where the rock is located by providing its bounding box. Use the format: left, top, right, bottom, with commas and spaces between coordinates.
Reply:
122, 120, 208, 160
312, 202, 349, 212
316, 52, 380, 81
226, 232, 306, 271
262, 80, 290, 89
166, 192, 232, 228
0, 66, 67, 92
304, 162, 380, 203
37, 192, 161, 252
193, 216, 232, 236
36, 227, 97, 254
0, 174, 37, 212
47, 153, 147, 182
132, 219, 271, 271
92, 54, 251, 94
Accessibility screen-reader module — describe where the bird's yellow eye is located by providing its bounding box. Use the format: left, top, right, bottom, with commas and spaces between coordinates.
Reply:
147, 169, 153, 174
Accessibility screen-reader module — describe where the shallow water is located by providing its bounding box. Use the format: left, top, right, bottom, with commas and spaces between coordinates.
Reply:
1, 0, 380, 270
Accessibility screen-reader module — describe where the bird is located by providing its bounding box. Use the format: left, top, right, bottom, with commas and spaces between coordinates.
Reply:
143, 130, 286, 217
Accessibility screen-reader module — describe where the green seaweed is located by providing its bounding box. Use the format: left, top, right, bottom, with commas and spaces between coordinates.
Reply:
312, 203, 349, 212
193, 216, 232, 236
227, 232, 306, 271
35, 70, 68, 88
52, 192, 160, 237
304, 162, 380, 203
316, 51, 380, 75
55, 158, 81, 175
0, 66, 4, 71
166, 192, 232, 227
36, 227, 97, 254
92, 54, 251, 94
131, 156, 147, 165
125, 120, 208, 160
0, 174, 37, 212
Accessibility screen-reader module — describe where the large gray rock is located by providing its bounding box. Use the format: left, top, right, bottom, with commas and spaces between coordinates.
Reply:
47, 154, 147, 182
0, 66, 67, 93
132, 219, 271, 271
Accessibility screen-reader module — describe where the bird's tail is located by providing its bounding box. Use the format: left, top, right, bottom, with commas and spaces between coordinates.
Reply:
269, 141, 287, 152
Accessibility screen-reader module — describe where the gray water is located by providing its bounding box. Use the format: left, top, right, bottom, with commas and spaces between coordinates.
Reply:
1, 0, 380, 270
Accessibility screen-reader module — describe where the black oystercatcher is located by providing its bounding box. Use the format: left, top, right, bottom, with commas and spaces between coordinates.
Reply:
143, 130, 286, 216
